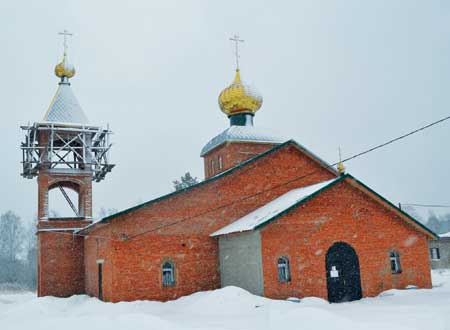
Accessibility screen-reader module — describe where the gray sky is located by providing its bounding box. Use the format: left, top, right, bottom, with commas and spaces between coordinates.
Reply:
1, 0, 450, 224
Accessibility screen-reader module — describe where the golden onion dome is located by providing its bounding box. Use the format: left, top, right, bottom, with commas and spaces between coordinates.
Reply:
54, 55, 76, 79
218, 69, 262, 116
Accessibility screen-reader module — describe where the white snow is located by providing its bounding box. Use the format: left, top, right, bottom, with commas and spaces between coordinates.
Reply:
200, 125, 286, 156
1, 270, 450, 330
211, 178, 338, 236
439, 231, 450, 238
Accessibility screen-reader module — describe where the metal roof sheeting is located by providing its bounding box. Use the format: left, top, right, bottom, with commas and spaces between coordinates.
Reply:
43, 83, 88, 124
200, 125, 285, 156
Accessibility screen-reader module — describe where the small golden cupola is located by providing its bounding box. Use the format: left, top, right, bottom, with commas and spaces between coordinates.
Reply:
55, 55, 76, 79
218, 69, 263, 117
54, 30, 76, 81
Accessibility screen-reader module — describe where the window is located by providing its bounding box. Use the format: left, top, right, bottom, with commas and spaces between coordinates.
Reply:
430, 247, 440, 260
277, 257, 291, 282
389, 251, 401, 274
162, 261, 175, 287
210, 159, 215, 175
218, 156, 223, 170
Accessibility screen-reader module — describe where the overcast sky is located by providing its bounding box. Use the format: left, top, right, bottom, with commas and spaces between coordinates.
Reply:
1, 0, 450, 224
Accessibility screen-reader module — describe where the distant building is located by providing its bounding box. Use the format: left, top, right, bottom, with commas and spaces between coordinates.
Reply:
429, 233, 450, 269
22, 38, 437, 304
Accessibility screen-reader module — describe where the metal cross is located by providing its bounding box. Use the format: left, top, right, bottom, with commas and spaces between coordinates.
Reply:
58, 29, 73, 56
230, 34, 244, 70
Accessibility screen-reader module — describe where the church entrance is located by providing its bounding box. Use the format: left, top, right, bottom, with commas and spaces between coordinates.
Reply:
325, 242, 362, 303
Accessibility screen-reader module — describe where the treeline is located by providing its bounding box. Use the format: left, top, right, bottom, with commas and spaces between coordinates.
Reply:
0, 211, 37, 290
426, 212, 450, 235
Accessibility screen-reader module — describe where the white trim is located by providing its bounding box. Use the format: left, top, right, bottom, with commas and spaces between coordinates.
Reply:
96, 259, 104, 264
38, 227, 84, 232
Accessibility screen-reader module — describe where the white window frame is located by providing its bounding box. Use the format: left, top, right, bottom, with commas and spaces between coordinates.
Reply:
162, 260, 175, 287
389, 251, 401, 274
218, 155, 223, 170
277, 256, 291, 283
210, 159, 215, 175
430, 247, 440, 260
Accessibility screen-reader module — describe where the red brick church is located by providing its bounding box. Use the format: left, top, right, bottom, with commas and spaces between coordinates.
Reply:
21, 41, 436, 303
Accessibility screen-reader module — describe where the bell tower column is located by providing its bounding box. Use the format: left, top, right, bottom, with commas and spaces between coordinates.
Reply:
20, 31, 114, 297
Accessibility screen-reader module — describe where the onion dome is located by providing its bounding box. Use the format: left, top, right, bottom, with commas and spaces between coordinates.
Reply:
54, 54, 76, 79
218, 69, 262, 116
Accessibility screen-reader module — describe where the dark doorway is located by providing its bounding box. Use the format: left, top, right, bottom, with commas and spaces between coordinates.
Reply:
325, 242, 362, 303
98, 263, 103, 301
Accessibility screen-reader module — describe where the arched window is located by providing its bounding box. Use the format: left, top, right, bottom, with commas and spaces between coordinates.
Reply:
389, 251, 401, 274
277, 257, 291, 282
162, 261, 175, 287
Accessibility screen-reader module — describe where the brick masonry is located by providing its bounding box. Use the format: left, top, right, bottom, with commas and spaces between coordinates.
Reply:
37, 220, 91, 297
37, 140, 433, 302
83, 142, 337, 301
260, 179, 432, 300
202, 141, 277, 179
37, 169, 93, 297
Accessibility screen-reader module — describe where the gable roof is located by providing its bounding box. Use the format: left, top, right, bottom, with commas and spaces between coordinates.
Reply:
211, 174, 437, 239
211, 178, 340, 236
77, 139, 338, 234
43, 83, 88, 124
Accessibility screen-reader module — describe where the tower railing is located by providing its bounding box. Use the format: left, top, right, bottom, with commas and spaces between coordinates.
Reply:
20, 122, 115, 182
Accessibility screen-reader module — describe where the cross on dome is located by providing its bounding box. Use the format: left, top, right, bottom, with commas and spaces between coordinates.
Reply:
55, 29, 76, 80
229, 34, 244, 70
58, 29, 73, 56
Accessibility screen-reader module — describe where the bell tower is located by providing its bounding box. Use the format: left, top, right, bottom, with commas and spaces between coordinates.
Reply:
20, 31, 114, 297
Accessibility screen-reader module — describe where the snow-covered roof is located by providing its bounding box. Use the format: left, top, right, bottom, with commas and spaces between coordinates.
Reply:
43, 83, 88, 124
200, 125, 285, 156
439, 232, 450, 238
211, 178, 339, 236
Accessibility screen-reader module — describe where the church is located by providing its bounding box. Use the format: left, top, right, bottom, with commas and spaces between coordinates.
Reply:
21, 36, 436, 304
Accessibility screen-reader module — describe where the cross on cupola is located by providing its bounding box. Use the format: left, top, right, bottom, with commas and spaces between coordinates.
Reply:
58, 29, 73, 56
229, 34, 244, 70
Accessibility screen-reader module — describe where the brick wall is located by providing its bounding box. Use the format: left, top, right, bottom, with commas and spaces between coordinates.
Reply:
37, 220, 91, 297
202, 142, 277, 179
84, 143, 337, 301
260, 179, 432, 300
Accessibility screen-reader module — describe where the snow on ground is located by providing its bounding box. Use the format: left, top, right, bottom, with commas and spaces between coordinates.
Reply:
1, 270, 450, 330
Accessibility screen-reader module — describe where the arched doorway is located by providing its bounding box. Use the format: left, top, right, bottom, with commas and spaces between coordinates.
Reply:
325, 242, 362, 303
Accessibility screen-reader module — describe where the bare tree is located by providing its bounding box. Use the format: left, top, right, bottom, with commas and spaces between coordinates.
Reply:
0, 211, 24, 262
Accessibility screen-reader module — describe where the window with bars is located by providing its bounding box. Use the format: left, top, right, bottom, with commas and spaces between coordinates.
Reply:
277, 256, 291, 282
162, 261, 175, 287
430, 247, 440, 260
389, 251, 401, 274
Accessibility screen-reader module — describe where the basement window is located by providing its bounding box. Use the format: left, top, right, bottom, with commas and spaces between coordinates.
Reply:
162, 260, 175, 287
430, 247, 440, 260
277, 256, 291, 282
389, 251, 402, 274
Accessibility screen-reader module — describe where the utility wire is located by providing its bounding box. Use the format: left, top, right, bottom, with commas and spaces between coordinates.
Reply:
62, 113, 450, 242
124, 113, 450, 241
401, 203, 450, 208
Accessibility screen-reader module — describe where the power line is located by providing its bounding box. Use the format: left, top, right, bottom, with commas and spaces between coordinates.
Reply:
59, 113, 450, 242
401, 203, 450, 208
124, 113, 450, 241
